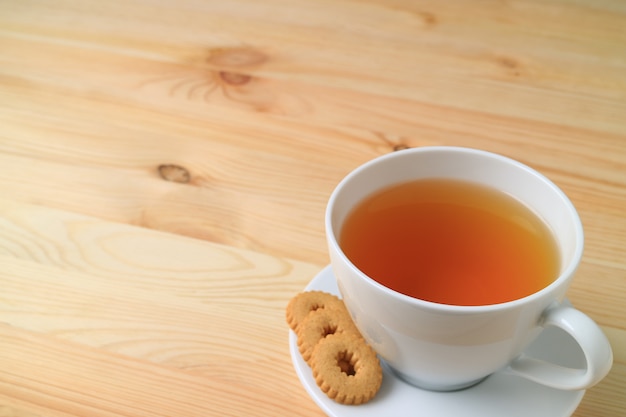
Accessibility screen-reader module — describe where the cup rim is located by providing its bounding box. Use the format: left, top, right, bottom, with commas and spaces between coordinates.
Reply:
325, 146, 584, 313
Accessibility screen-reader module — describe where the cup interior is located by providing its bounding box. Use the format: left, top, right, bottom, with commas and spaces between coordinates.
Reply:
327, 147, 583, 300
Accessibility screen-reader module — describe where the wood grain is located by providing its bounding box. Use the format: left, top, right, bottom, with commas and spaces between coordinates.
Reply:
0, 200, 321, 416
0, 324, 316, 417
1, 0, 625, 416
1, 0, 625, 265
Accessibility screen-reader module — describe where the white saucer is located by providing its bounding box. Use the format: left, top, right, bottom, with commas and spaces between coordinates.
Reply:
289, 266, 585, 417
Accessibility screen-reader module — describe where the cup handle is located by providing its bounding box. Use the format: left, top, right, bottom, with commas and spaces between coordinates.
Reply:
507, 304, 613, 390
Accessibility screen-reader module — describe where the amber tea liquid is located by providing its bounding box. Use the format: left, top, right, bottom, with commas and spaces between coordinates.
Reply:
339, 179, 560, 306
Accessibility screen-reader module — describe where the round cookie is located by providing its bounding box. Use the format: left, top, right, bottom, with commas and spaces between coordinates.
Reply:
311, 333, 383, 405
286, 291, 347, 332
296, 307, 361, 364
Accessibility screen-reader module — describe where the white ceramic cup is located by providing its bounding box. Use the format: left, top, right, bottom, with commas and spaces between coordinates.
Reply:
326, 146, 613, 391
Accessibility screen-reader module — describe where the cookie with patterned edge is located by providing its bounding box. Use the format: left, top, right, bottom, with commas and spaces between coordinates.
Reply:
296, 307, 361, 364
286, 291, 347, 332
311, 333, 383, 405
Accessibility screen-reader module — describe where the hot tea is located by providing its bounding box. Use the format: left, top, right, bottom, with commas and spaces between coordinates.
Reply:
339, 178, 560, 306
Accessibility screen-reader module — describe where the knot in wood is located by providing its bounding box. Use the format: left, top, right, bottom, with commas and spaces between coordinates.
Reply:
393, 144, 411, 152
158, 164, 191, 183
219, 71, 252, 85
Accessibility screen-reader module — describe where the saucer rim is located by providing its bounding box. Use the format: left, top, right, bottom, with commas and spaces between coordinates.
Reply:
289, 265, 585, 417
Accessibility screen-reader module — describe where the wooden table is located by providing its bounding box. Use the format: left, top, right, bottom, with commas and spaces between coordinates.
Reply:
1, 1, 624, 416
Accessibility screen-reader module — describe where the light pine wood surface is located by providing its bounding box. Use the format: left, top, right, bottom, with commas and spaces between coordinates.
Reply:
0, 1, 624, 416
